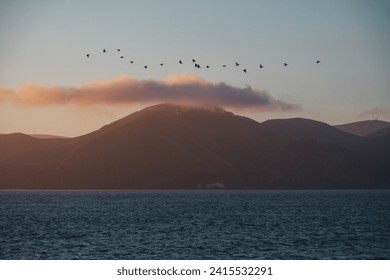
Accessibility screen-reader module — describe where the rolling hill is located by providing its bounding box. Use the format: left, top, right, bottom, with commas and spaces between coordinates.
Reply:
1, 104, 389, 189
334, 120, 390, 137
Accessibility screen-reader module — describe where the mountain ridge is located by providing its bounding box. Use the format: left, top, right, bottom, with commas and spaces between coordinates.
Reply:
1, 104, 389, 189
335, 120, 390, 137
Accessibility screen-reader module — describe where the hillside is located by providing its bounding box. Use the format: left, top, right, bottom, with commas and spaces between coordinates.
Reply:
1, 104, 389, 189
29, 134, 68, 139
334, 120, 390, 137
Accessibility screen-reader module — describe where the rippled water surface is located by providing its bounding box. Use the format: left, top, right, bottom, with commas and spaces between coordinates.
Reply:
0, 190, 389, 259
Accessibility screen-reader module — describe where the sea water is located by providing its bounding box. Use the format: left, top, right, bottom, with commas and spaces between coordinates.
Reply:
0, 190, 389, 259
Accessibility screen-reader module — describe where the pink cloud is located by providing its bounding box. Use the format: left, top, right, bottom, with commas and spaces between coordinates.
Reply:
0, 75, 301, 111
0, 87, 14, 103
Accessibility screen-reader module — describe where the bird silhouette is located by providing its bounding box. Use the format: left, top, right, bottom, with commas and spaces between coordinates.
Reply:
91, 48, 322, 74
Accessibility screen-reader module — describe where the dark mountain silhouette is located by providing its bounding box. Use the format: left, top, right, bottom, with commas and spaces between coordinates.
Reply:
0, 133, 68, 162
262, 118, 368, 147
367, 126, 390, 139
1, 104, 389, 189
335, 120, 390, 137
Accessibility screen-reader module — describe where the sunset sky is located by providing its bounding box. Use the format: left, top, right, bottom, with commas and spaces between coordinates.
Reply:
1, 0, 389, 137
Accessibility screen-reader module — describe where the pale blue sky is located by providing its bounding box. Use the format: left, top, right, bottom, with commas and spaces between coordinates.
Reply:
1, 0, 389, 136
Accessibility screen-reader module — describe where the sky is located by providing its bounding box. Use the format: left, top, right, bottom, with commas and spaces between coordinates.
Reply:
0, 0, 389, 137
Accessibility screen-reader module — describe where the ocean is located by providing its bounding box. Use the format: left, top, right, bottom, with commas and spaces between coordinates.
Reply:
0, 190, 389, 259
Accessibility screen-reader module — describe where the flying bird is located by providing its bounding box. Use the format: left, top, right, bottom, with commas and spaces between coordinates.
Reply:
117, 49, 120, 52
222, 65, 226, 67
130, 60, 134, 64
284, 63, 288, 66
179, 60, 183, 64
160, 63, 164, 66
144, 65, 148, 69
243, 69, 247, 73
206, 65, 210, 68
120, 56, 124, 58
86, 54, 90, 58
103, 49, 107, 53
259, 64, 263, 68
192, 59, 196, 62
316, 60, 320, 64
235, 62, 240, 66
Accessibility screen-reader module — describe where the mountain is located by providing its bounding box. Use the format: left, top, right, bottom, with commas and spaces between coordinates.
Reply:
367, 126, 390, 139
261, 118, 370, 150
29, 134, 68, 139
1, 104, 389, 189
0, 133, 69, 162
334, 120, 390, 137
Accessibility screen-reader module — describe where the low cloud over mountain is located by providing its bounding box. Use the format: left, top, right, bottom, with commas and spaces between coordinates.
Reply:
0, 75, 300, 111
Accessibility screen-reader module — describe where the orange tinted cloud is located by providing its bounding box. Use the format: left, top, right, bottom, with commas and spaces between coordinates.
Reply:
0, 75, 300, 111
0, 87, 14, 102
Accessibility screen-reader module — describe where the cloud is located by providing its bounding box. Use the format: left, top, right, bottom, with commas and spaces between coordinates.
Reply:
0, 75, 300, 111
0, 87, 13, 102
359, 106, 390, 119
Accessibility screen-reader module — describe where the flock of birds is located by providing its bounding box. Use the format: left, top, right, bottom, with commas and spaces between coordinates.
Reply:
86, 49, 320, 73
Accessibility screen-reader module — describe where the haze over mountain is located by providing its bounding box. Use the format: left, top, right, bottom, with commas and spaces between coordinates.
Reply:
1, 104, 389, 189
